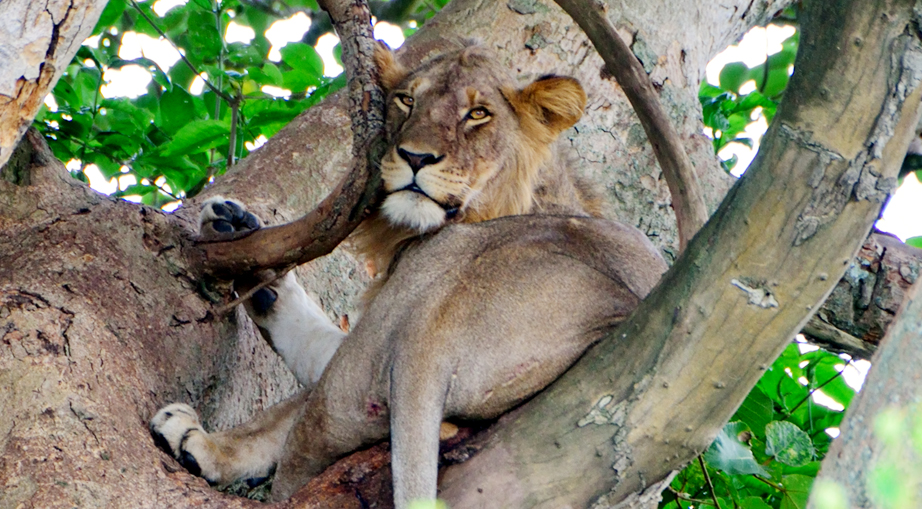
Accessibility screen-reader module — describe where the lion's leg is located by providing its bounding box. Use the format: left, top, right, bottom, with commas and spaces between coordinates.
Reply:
268, 365, 391, 501
243, 271, 346, 387
389, 358, 448, 508
200, 196, 346, 387
150, 391, 308, 486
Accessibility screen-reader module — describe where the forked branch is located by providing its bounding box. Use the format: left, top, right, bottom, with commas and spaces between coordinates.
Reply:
553, 0, 710, 252
189, 0, 386, 277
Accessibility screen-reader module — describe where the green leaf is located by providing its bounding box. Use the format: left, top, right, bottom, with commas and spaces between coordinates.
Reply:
113, 183, 159, 198
158, 119, 229, 157
733, 385, 774, 437
227, 43, 263, 67
779, 474, 813, 509
184, 10, 223, 63
704, 422, 770, 476
247, 63, 283, 86
158, 87, 200, 134
719, 62, 752, 93
765, 421, 815, 467
812, 360, 855, 407
699, 82, 725, 99
280, 42, 324, 78
720, 154, 738, 173
739, 497, 773, 509
94, 0, 127, 35
906, 236, 922, 249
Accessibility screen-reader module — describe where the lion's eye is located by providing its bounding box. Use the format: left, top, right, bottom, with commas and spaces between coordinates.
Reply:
467, 107, 490, 121
397, 94, 414, 107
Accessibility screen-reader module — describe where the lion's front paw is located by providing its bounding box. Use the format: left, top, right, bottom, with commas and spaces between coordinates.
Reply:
199, 196, 261, 240
150, 403, 222, 485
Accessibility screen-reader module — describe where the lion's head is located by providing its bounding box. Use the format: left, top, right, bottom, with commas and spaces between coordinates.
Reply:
353, 43, 594, 280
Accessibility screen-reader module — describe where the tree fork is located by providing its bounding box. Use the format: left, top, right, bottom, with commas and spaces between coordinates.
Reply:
433, 0, 922, 506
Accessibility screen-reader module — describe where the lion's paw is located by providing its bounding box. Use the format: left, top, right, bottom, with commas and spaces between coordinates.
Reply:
198, 197, 278, 313
150, 403, 222, 485
199, 196, 261, 239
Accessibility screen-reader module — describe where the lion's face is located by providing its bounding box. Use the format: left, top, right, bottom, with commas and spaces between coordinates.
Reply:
374, 44, 587, 233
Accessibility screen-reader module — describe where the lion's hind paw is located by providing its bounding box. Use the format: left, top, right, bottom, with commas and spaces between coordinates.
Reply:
150, 403, 221, 485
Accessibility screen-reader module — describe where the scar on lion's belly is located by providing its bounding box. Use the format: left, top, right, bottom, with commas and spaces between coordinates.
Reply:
482, 360, 542, 402
501, 360, 540, 387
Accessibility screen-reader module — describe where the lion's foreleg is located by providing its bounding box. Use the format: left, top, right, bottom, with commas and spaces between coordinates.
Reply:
244, 272, 346, 387
389, 358, 448, 508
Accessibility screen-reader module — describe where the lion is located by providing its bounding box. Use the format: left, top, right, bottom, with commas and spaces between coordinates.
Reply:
150, 43, 668, 507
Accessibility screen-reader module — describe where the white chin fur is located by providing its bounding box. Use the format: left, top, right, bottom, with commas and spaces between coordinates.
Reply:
381, 192, 446, 232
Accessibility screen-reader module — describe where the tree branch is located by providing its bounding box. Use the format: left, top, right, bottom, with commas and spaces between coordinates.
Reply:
804, 233, 922, 359
552, 0, 710, 252
189, 0, 386, 278
431, 0, 922, 505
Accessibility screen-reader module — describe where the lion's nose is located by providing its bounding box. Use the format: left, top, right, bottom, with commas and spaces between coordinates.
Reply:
397, 148, 443, 174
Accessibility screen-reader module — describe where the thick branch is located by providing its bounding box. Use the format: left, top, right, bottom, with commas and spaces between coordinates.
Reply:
0, 0, 107, 169
190, 0, 386, 277
431, 0, 922, 505
552, 0, 710, 252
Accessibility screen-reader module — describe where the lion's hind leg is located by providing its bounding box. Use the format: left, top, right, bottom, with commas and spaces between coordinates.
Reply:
150, 391, 308, 486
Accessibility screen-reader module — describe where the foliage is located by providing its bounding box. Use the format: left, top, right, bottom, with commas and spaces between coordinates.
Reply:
699, 24, 798, 173
30, 0, 440, 208
659, 343, 856, 509
866, 406, 922, 508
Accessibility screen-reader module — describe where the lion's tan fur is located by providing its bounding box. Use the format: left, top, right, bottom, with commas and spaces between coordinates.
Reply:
352, 44, 594, 296
151, 43, 669, 509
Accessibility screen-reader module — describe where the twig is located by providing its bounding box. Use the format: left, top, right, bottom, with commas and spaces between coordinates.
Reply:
227, 98, 239, 169
668, 486, 713, 507
214, 264, 295, 315
129, 0, 233, 102
552, 0, 709, 252
697, 455, 722, 509
752, 474, 785, 492
192, 0, 386, 277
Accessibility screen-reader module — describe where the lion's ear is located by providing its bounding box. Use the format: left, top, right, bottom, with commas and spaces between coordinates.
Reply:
507, 75, 586, 138
374, 41, 408, 90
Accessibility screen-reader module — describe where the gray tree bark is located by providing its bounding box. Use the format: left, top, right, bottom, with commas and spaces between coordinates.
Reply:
3, 0, 917, 507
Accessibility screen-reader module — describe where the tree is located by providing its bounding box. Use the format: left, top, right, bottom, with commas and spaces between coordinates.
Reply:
1, 0, 920, 508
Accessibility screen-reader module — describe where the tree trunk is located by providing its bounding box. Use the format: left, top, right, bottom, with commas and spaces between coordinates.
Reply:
2, 0, 918, 508
806, 278, 922, 509
0, 0, 107, 169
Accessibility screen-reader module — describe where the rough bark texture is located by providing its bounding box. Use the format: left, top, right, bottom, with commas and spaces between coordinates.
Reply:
803, 232, 922, 359
806, 279, 922, 509
0, 0, 106, 169
4, 0, 918, 507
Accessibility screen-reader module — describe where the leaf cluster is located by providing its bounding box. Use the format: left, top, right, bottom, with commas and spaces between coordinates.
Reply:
699, 26, 798, 173
660, 343, 857, 509
33, 0, 349, 207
